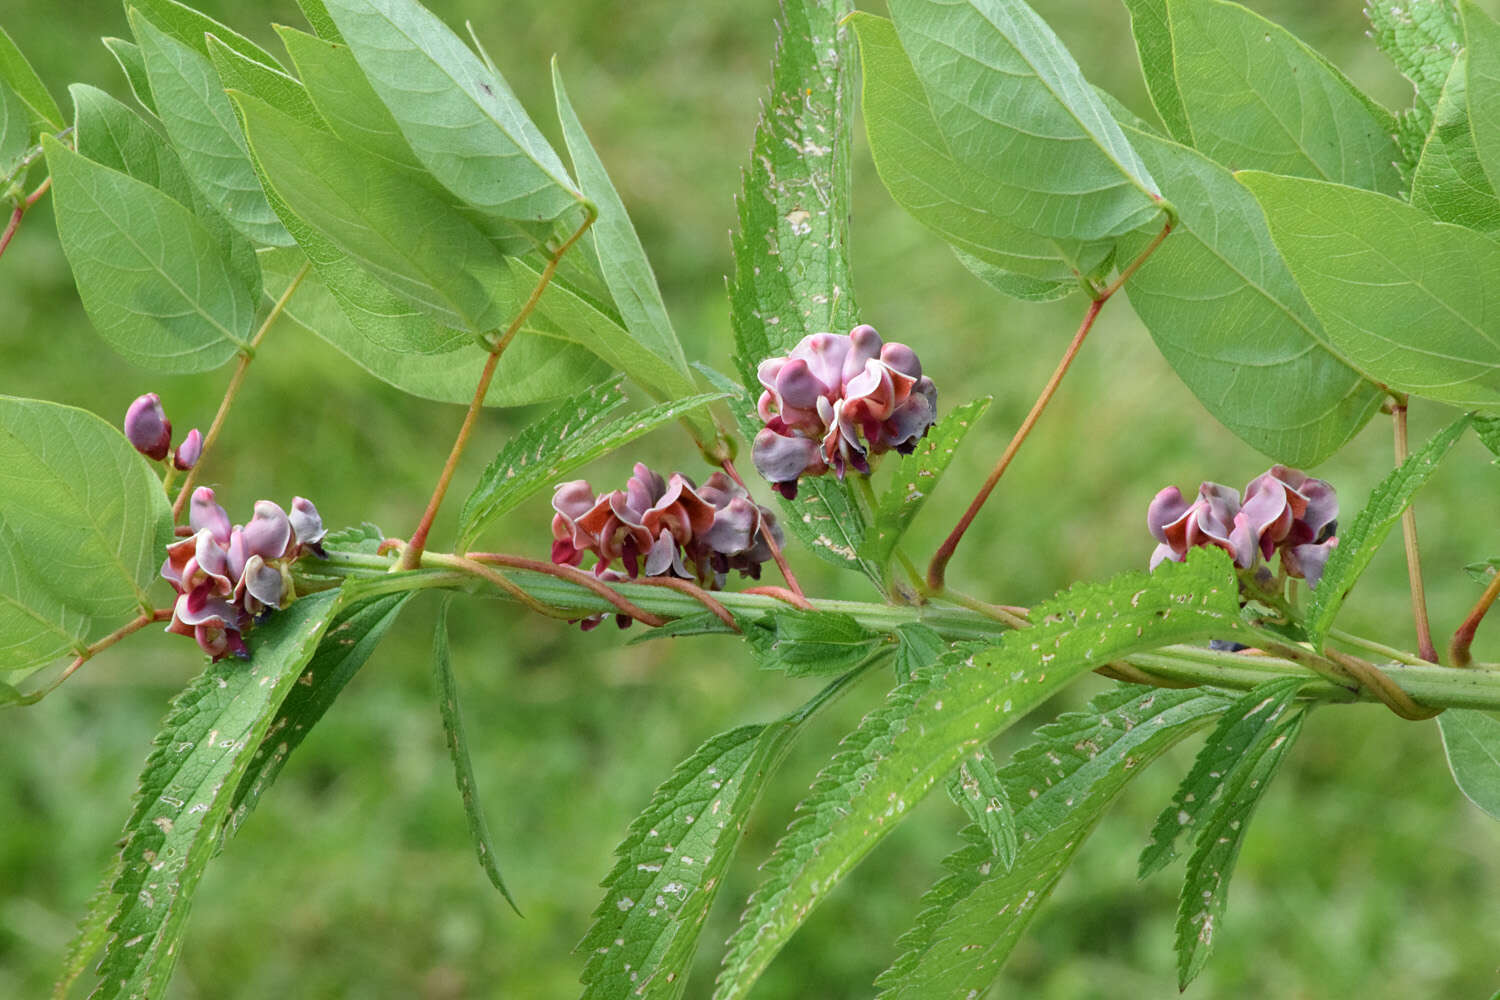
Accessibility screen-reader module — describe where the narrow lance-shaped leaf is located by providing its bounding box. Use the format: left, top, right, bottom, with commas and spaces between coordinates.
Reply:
456, 382, 726, 550
226, 591, 414, 837
1412, 54, 1500, 235
0, 79, 30, 179
1437, 709, 1500, 821
131, 10, 292, 247
743, 609, 888, 677
321, 0, 584, 231
945, 746, 1017, 871
258, 247, 610, 407
861, 396, 991, 573
1118, 126, 1383, 466
1139, 676, 1306, 877
893, 621, 949, 681
1241, 171, 1500, 408
88, 590, 342, 1000
1303, 414, 1470, 647
1176, 705, 1308, 988
887, 0, 1163, 242
580, 669, 861, 1000
713, 551, 1242, 999
432, 598, 519, 911
1464, 2, 1500, 198
45, 136, 257, 372
1121, 0, 1191, 143
0, 24, 64, 133
1368, 0, 1461, 173
876, 685, 1233, 1000
128, 0, 285, 68
103, 37, 157, 115
0, 397, 174, 683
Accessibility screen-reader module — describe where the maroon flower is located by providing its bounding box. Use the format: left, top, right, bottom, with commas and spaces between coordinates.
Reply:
1148, 482, 1256, 570
751, 325, 937, 498
124, 393, 172, 462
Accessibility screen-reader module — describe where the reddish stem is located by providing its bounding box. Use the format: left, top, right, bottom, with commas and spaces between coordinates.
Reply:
465, 551, 667, 627
743, 585, 815, 610
637, 576, 740, 631
720, 456, 805, 599
59, 608, 173, 685
1450, 567, 1500, 667
926, 216, 1174, 591
1392, 400, 1438, 662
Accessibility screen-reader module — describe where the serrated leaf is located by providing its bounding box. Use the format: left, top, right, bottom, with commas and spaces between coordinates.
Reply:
744, 609, 887, 677
1304, 414, 1469, 647
1474, 413, 1500, 458
45, 136, 257, 371
1241, 170, 1500, 407
1438, 708, 1500, 820
103, 38, 156, 115
849, 13, 1094, 293
876, 685, 1232, 999
945, 747, 1017, 871
258, 246, 609, 406
0, 24, 63, 133
1175, 704, 1308, 988
861, 397, 991, 572
90, 590, 342, 1000
713, 551, 1242, 999
893, 621, 949, 681
1118, 126, 1383, 466
225, 591, 413, 838
580, 669, 859, 1000
233, 89, 512, 332
131, 10, 291, 247
432, 598, 519, 910
456, 383, 725, 550
1139, 676, 1306, 877
0, 397, 174, 682
320, 0, 583, 231
1465, 2, 1500, 199
1412, 54, 1500, 233
1138, 0, 1402, 196
1369, 0, 1461, 173
71, 82, 260, 301
54, 853, 124, 998
886, 0, 1162, 242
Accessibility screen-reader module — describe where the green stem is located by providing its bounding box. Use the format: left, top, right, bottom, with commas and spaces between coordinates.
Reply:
1392, 398, 1438, 662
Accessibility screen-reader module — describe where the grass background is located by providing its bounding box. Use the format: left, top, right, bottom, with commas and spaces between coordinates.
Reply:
3, 0, 1499, 996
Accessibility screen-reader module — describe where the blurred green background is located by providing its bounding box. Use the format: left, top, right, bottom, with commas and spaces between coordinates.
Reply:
3, 0, 1500, 997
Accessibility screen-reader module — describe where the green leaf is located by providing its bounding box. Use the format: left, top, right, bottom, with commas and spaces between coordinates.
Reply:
945, 747, 1017, 871
1142, 0, 1402, 195
1304, 414, 1470, 648
45, 135, 256, 371
1119, 127, 1383, 465
1368, 0, 1461, 173
892, 622, 949, 681
432, 598, 520, 911
1412, 53, 1500, 234
1438, 709, 1500, 820
1139, 677, 1306, 877
53, 855, 124, 998
1121, 0, 1191, 142
296, 0, 345, 42
861, 397, 991, 572
1474, 413, 1500, 459
131, 10, 291, 247
713, 551, 1242, 999
102, 37, 157, 115
0, 24, 63, 133
1464, 1, 1500, 198
886, 0, 1162, 242
0, 79, 29, 181
90, 590, 342, 1000
1241, 170, 1500, 407
232, 89, 512, 332
456, 382, 725, 550
320, 0, 583, 230
225, 592, 413, 838
71, 82, 260, 301
205, 34, 319, 129
128, 0, 284, 68
876, 685, 1232, 999
849, 13, 1089, 294
745, 609, 888, 677
0, 397, 174, 681
580, 670, 860, 1000
258, 247, 609, 406
1175, 703, 1308, 988
625, 611, 742, 645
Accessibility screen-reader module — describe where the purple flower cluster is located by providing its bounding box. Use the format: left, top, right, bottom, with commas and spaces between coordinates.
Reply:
162, 487, 328, 660
751, 325, 937, 498
124, 393, 201, 471
551, 464, 782, 627
1148, 465, 1338, 587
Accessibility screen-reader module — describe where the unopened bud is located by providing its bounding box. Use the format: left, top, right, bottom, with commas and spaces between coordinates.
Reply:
124, 393, 172, 461
173, 428, 202, 470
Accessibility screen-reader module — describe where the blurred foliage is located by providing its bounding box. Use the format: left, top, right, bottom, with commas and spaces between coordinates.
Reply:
2, 0, 1499, 997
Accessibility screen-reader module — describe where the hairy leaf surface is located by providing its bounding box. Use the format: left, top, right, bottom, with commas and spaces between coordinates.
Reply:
1369, 0, 1461, 172
714, 552, 1241, 999
744, 609, 887, 677
945, 746, 1017, 871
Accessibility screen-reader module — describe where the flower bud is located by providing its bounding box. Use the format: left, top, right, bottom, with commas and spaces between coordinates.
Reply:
123, 393, 172, 461
173, 428, 202, 471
